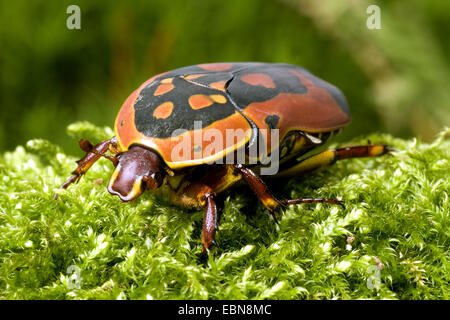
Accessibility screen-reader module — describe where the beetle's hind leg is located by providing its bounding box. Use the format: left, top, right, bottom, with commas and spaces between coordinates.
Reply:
275, 143, 391, 178
54, 137, 119, 199
252, 143, 391, 210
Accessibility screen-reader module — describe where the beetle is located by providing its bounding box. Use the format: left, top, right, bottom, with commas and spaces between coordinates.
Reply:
56, 62, 390, 252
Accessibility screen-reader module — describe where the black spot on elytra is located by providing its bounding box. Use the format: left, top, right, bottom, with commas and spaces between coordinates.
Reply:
264, 115, 280, 129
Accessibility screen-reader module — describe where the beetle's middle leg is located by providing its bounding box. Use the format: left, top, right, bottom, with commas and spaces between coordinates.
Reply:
54, 137, 120, 199
234, 164, 343, 221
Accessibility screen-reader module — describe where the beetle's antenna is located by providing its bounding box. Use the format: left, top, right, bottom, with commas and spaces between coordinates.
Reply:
54, 138, 118, 199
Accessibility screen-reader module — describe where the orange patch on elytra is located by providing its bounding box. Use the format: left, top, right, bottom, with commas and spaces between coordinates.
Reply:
160, 78, 173, 84
153, 101, 174, 119
198, 63, 233, 71
209, 80, 227, 91
185, 74, 206, 80
209, 94, 227, 104
189, 94, 214, 110
154, 83, 174, 96
241, 73, 276, 88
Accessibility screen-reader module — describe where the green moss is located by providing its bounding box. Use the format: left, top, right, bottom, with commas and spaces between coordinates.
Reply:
0, 122, 449, 300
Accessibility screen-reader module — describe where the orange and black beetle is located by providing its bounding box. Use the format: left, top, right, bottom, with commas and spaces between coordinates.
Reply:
57, 62, 390, 252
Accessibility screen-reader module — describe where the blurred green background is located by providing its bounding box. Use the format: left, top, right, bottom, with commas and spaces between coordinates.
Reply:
1, 0, 449, 156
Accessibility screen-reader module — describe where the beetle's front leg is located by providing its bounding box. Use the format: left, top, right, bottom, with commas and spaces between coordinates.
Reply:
54, 137, 119, 199
176, 182, 218, 253
172, 165, 241, 253
202, 192, 218, 252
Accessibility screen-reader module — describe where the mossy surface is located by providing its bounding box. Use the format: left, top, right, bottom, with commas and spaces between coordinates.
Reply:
0, 123, 449, 300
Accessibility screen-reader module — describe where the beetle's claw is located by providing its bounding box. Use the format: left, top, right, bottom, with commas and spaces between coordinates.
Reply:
268, 208, 282, 224
271, 213, 280, 225
201, 239, 217, 255
384, 145, 395, 154
53, 174, 83, 200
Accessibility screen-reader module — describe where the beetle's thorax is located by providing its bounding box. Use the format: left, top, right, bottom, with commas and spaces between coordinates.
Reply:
107, 146, 164, 202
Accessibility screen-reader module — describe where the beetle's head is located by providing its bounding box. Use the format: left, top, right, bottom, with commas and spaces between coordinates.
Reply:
107, 145, 164, 202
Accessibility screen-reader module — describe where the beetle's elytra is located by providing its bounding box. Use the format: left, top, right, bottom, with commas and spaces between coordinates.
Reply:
56, 62, 390, 252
